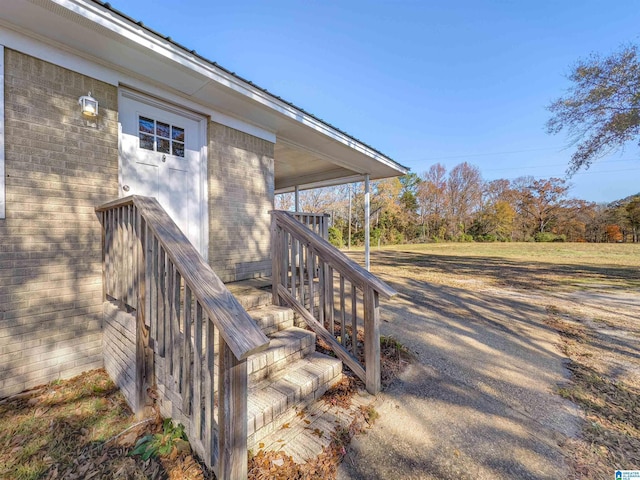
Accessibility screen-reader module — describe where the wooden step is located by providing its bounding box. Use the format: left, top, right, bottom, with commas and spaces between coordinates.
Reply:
248, 304, 294, 336
247, 352, 342, 448
247, 327, 316, 383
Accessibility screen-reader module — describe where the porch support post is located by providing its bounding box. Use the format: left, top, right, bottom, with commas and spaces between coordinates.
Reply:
364, 174, 370, 271
347, 183, 352, 251
294, 185, 300, 212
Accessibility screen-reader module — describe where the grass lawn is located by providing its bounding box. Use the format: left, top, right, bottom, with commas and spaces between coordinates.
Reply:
373, 241, 640, 265
347, 241, 640, 291
0, 370, 135, 479
0, 370, 208, 480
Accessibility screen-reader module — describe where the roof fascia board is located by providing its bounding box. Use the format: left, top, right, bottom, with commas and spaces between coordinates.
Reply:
52, 0, 405, 173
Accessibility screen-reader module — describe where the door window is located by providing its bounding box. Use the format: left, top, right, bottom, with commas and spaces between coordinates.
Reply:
138, 116, 185, 158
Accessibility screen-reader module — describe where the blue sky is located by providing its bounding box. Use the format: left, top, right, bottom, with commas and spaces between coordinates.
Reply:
108, 0, 640, 203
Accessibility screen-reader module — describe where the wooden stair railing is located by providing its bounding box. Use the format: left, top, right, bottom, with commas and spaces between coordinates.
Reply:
270, 210, 397, 394
97, 195, 269, 480
291, 212, 330, 240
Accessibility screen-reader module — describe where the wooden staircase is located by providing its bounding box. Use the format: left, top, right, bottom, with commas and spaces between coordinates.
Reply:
229, 280, 343, 450
96, 197, 396, 479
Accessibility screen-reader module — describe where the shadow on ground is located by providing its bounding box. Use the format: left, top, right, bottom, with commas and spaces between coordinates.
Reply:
338, 250, 586, 480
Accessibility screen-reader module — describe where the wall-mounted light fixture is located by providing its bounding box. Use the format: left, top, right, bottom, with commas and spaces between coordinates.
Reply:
78, 92, 98, 117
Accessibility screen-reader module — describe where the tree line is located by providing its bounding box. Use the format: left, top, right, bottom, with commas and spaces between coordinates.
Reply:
276, 164, 640, 246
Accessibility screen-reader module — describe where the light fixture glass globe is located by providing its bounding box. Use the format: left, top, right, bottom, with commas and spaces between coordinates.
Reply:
78, 92, 98, 117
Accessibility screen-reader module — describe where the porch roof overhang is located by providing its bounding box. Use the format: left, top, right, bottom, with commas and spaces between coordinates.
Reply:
0, 0, 408, 192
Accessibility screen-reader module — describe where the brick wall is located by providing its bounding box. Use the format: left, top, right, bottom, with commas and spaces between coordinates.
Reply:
104, 300, 209, 460
102, 302, 137, 410
208, 122, 274, 282
0, 49, 119, 398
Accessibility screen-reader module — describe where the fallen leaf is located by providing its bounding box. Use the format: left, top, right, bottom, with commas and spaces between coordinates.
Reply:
118, 430, 139, 446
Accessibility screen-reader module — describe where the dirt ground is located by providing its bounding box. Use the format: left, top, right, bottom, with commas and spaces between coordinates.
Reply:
338, 243, 639, 480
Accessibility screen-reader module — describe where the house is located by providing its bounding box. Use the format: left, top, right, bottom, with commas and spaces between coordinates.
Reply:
0, 0, 407, 477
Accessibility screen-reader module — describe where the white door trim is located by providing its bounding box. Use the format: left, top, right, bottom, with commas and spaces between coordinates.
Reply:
118, 87, 209, 260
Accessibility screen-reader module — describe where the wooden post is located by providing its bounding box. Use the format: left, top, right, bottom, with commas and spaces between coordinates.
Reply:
193, 302, 203, 443
150, 236, 159, 347
204, 317, 216, 469
322, 213, 329, 241
105, 210, 112, 297
307, 248, 315, 318
136, 210, 153, 416
363, 286, 381, 394
340, 275, 346, 346
290, 238, 297, 300
131, 206, 138, 310
218, 339, 248, 480
126, 204, 133, 307
158, 247, 166, 357
144, 220, 153, 335
182, 285, 192, 414
318, 258, 325, 326
271, 215, 281, 306
298, 240, 305, 308
171, 265, 180, 379
116, 206, 122, 300
281, 231, 288, 289
166, 263, 175, 377
351, 282, 358, 356
100, 211, 106, 301
326, 265, 334, 335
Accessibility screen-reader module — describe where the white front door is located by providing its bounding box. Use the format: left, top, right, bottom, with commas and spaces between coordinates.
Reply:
119, 89, 207, 257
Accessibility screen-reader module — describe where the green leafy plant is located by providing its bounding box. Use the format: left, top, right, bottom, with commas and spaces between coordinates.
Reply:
129, 419, 190, 460
534, 232, 566, 242
328, 226, 343, 248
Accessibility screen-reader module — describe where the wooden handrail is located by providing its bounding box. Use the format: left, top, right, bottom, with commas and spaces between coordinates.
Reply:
271, 210, 396, 394
97, 195, 270, 478
291, 212, 329, 217
97, 195, 269, 360
272, 211, 397, 299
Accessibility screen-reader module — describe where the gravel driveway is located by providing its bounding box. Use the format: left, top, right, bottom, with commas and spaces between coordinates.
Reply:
338, 267, 583, 479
